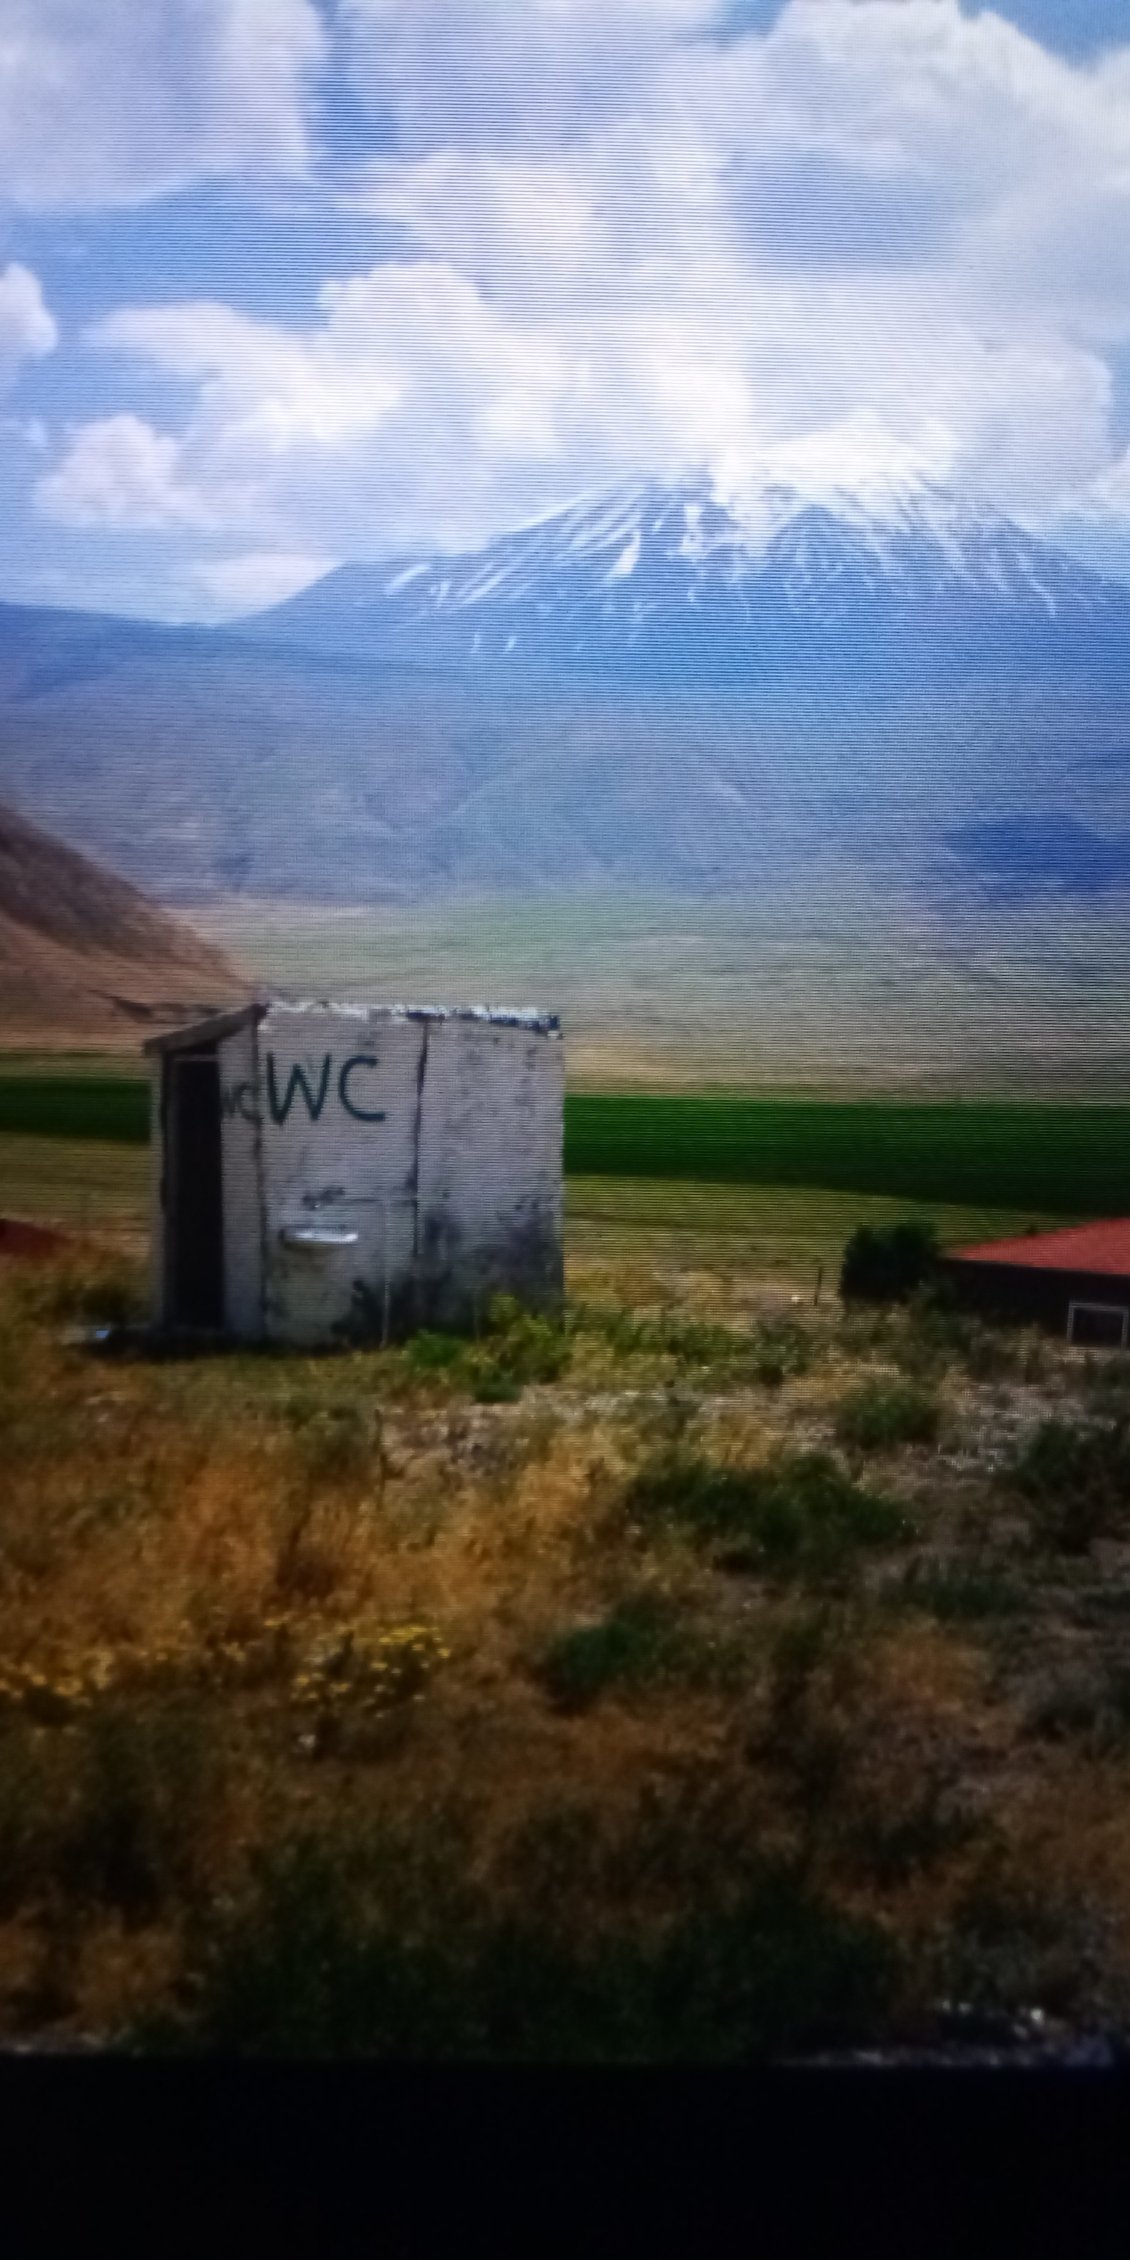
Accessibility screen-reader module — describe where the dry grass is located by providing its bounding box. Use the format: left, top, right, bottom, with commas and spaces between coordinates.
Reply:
1, 1228, 1130, 2056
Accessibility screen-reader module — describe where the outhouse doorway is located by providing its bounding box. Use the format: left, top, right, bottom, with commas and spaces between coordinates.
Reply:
163, 1046, 224, 1329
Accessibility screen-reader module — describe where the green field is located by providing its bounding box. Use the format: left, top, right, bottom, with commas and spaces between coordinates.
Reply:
565, 1095, 1130, 1215
0, 1071, 1126, 1217
0, 1075, 149, 1143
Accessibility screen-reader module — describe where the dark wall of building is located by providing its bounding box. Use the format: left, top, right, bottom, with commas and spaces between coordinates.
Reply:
941, 1258, 1130, 1335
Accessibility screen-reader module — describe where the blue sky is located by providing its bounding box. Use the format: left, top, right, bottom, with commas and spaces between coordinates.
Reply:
1, 0, 1129, 620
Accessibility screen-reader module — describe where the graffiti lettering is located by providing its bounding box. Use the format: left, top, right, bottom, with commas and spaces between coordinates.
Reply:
266, 1052, 333, 1127
218, 1055, 388, 1129
338, 1054, 386, 1123
221, 1080, 261, 1125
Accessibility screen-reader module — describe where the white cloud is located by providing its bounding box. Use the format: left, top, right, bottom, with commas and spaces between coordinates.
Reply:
190, 549, 335, 615
0, 262, 56, 385
0, 0, 324, 212
342, 0, 722, 155
37, 413, 213, 530
30, 0, 1130, 574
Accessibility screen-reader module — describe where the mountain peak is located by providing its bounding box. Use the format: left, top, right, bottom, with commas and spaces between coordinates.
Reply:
241, 474, 1130, 685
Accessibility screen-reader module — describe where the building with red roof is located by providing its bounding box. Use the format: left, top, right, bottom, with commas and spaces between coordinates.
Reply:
942, 1219, 1130, 1346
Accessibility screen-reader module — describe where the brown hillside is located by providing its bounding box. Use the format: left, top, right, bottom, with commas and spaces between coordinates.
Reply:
0, 800, 249, 1048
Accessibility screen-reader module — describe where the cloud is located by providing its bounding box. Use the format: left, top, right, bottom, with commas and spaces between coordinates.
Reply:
29, 0, 1130, 580
189, 549, 335, 615
36, 413, 213, 530
341, 0, 723, 155
0, 263, 57, 385
0, 0, 325, 212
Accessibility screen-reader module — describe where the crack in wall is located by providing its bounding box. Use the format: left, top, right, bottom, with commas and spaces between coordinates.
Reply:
409, 1018, 430, 1263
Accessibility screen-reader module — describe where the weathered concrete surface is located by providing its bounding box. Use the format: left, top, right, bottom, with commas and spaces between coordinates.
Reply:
150, 999, 563, 1346
416, 1014, 564, 1331
217, 1014, 264, 1341
259, 1004, 425, 1347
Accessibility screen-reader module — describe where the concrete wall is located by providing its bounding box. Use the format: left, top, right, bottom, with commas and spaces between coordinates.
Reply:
204, 1002, 562, 1347
415, 1014, 564, 1330
218, 1016, 265, 1340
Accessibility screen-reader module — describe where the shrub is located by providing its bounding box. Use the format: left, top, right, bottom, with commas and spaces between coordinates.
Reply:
283, 1394, 383, 1485
749, 1319, 811, 1388
1004, 1417, 1130, 1554
483, 1296, 570, 1386
835, 1380, 941, 1453
535, 1596, 697, 1713
567, 1303, 810, 1388
622, 1449, 909, 1581
405, 1331, 465, 1374
401, 1300, 568, 1396
144, 1834, 900, 2061
839, 1221, 940, 1307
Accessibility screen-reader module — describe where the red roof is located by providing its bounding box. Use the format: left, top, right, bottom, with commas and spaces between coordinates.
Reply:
950, 1218, 1130, 1277
0, 1217, 68, 1260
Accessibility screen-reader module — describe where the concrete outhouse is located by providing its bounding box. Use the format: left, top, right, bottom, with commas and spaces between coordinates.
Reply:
143, 998, 564, 1346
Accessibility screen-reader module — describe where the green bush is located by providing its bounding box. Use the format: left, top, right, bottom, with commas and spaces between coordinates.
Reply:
406, 1330, 466, 1373
535, 1596, 696, 1713
622, 1449, 909, 1580
835, 1380, 941, 1453
839, 1221, 941, 1307
282, 1394, 383, 1484
568, 1303, 810, 1388
1004, 1417, 1130, 1554
483, 1295, 570, 1385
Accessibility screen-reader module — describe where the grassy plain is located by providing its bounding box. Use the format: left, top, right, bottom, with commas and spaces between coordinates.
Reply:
198, 888, 1130, 1097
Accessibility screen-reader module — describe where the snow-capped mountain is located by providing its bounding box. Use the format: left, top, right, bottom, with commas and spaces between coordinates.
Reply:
244, 477, 1130, 685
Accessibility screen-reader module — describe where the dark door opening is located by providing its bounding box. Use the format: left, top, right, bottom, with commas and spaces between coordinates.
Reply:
166, 1050, 224, 1329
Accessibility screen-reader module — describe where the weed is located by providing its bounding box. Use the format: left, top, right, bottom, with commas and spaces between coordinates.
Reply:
749, 1319, 811, 1388
569, 1302, 809, 1389
535, 1595, 702, 1713
406, 1331, 465, 1374
400, 1299, 568, 1398
16, 1250, 145, 1331
623, 1449, 909, 1581
469, 1364, 522, 1405
60, 1700, 221, 1920
0, 1699, 222, 1926
895, 1561, 1026, 1622
1005, 1418, 1130, 1554
148, 1832, 900, 2061
835, 1380, 941, 1453
282, 1394, 384, 1487
1022, 1663, 1130, 1754
484, 1296, 570, 1386
892, 1287, 1024, 1384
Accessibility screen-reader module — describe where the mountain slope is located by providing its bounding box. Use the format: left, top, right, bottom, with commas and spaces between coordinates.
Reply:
0, 799, 249, 1046
243, 478, 1130, 687
0, 478, 1127, 912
